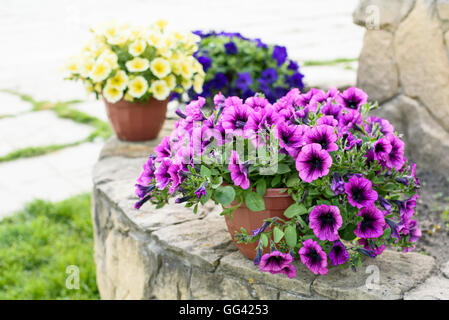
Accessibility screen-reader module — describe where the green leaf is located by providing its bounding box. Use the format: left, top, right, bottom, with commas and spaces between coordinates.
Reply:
273, 227, 284, 243
271, 175, 281, 187
286, 175, 300, 187
214, 186, 235, 206
284, 225, 297, 248
276, 163, 291, 174
256, 179, 267, 197
295, 215, 307, 229
284, 203, 308, 218
211, 176, 223, 189
245, 191, 266, 212
339, 223, 356, 241
200, 165, 211, 179
260, 233, 269, 248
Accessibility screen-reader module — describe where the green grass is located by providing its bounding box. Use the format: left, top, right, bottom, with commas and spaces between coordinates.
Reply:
303, 57, 358, 67
0, 142, 83, 163
0, 193, 100, 300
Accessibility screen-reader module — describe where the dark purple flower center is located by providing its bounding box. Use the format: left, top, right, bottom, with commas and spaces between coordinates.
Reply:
310, 155, 323, 170
267, 255, 283, 267
361, 215, 376, 232
235, 120, 246, 128
306, 249, 321, 264
317, 136, 328, 150
351, 186, 364, 202
375, 143, 385, 153
346, 96, 359, 109
318, 212, 335, 227
332, 244, 342, 255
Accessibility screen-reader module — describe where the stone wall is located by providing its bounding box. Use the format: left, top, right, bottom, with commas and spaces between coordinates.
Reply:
91, 137, 444, 300
354, 0, 449, 173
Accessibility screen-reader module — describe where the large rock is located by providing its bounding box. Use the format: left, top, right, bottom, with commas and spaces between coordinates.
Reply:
91, 138, 439, 300
394, 0, 449, 132
371, 95, 449, 173
353, 0, 416, 31
438, 0, 449, 21
404, 276, 449, 300
357, 30, 398, 102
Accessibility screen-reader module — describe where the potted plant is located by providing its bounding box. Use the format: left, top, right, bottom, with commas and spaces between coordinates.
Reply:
133, 87, 421, 278
64, 20, 205, 141
171, 30, 305, 105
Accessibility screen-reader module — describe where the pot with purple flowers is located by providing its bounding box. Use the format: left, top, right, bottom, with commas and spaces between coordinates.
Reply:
133, 86, 422, 278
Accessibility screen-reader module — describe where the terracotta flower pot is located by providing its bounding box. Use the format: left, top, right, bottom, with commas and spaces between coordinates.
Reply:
224, 188, 294, 260
103, 97, 168, 142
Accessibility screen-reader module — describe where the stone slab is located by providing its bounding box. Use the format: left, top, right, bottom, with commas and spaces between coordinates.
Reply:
0, 110, 94, 156
302, 65, 357, 90
404, 276, 449, 300
0, 91, 33, 116
0, 142, 102, 218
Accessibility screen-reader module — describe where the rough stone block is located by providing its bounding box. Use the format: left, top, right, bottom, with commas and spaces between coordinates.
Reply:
404, 276, 449, 300
357, 30, 398, 102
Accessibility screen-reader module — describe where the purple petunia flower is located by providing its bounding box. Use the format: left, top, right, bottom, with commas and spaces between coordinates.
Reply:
134, 184, 155, 199
286, 72, 305, 89
393, 194, 418, 223
235, 72, 252, 91
373, 136, 392, 161
228, 150, 250, 189
295, 143, 332, 183
298, 239, 328, 275
305, 125, 338, 152
321, 101, 342, 120
275, 122, 307, 158
287, 60, 299, 71
155, 158, 173, 190
185, 97, 206, 122
245, 96, 270, 111
336, 87, 368, 111
331, 172, 346, 195
154, 136, 171, 160
197, 56, 212, 71
211, 72, 228, 89
259, 251, 296, 278
344, 176, 378, 209
137, 156, 156, 185
194, 182, 208, 199
378, 195, 392, 212
309, 204, 343, 241
357, 239, 385, 257
398, 219, 421, 243
354, 206, 386, 239
366, 116, 395, 136
317, 115, 338, 127
338, 109, 363, 130
222, 97, 250, 136
260, 68, 278, 84
213, 92, 226, 107
272, 45, 288, 66
329, 241, 350, 266
224, 41, 238, 54
383, 134, 405, 171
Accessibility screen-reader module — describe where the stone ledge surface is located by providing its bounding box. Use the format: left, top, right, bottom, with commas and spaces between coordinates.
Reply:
92, 138, 437, 300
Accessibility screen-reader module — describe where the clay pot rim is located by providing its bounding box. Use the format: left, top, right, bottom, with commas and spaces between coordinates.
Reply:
101, 95, 169, 107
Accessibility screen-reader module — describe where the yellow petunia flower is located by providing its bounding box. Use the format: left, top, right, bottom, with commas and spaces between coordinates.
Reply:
80, 57, 95, 78
147, 33, 162, 47
150, 79, 171, 100
103, 83, 124, 103
163, 74, 176, 90
155, 19, 168, 30
106, 70, 128, 91
129, 39, 146, 57
90, 61, 111, 82
181, 77, 192, 90
128, 76, 148, 98
126, 57, 150, 73
150, 57, 171, 79
193, 74, 204, 94
179, 60, 193, 79
65, 57, 80, 74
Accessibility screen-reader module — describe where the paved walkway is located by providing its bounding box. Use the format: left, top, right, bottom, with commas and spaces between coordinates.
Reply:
0, 0, 364, 218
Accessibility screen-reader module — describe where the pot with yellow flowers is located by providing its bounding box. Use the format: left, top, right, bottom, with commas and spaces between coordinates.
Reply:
64, 20, 205, 141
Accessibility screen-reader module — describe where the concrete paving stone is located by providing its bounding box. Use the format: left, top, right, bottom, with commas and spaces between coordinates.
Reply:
0, 91, 33, 116
0, 110, 94, 157
0, 142, 103, 219
71, 99, 109, 122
